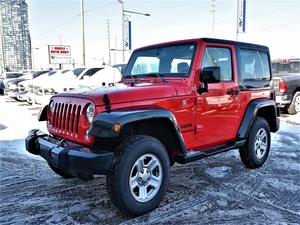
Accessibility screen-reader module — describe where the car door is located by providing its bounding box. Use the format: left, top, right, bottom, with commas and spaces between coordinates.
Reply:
195, 43, 241, 148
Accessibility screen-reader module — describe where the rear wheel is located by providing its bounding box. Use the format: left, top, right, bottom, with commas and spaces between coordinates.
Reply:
106, 135, 170, 216
287, 91, 300, 115
239, 117, 271, 169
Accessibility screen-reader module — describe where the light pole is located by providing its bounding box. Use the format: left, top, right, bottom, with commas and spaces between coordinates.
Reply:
81, 0, 86, 66
31, 47, 39, 70
118, 0, 150, 62
210, 0, 216, 36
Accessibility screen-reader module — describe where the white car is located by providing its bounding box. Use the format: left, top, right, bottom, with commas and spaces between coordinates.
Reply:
17, 70, 59, 103
79, 66, 122, 88
34, 67, 103, 105
0, 72, 23, 95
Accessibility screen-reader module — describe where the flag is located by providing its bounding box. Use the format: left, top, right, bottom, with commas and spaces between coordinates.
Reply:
124, 20, 132, 50
237, 0, 246, 33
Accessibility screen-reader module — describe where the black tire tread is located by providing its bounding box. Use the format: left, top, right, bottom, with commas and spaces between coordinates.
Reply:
106, 135, 168, 216
287, 91, 300, 115
239, 117, 271, 169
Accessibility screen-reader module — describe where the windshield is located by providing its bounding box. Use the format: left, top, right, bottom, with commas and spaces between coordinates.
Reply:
272, 60, 300, 74
48, 71, 57, 76
124, 43, 196, 78
6, 73, 23, 79
72, 68, 85, 76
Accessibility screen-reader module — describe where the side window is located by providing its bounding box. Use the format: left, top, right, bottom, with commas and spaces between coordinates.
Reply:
238, 49, 271, 88
201, 47, 232, 81
239, 50, 270, 80
90, 68, 100, 76
84, 69, 92, 76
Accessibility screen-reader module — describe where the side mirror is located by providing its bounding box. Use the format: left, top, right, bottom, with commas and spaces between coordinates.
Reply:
200, 66, 221, 83
198, 66, 221, 94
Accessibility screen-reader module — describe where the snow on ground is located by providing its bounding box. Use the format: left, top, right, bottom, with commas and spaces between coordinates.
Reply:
0, 95, 300, 224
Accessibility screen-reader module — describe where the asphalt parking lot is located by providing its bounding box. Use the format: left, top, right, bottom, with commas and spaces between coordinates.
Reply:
0, 96, 299, 224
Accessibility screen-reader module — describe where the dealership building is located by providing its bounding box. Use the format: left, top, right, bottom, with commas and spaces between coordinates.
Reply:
0, 0, 32, 73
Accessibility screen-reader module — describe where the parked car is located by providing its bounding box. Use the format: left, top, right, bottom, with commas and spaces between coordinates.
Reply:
79, 66, 122, 87
0, 72, 23, 95
5, 70, 49, 98
26, 38, 279, 216
17, 70, 58, 103
272, 58, 300, 114
33, 67, 102, 106
112, 63, 127, 75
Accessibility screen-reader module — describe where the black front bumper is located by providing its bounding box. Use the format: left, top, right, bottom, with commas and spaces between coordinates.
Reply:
25, 129, 113, 176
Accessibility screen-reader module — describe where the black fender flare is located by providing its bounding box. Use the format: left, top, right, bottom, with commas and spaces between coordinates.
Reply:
38, 105, 48, 121
87, 109, 187, 154
238, 99, 279, 139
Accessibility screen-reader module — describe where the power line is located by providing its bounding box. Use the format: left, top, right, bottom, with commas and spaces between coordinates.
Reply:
35, 1, 117, 40
249, 20, 300, 32
85, 1, 117, 13
36, 14, 80, 40
216, 3, 300, 26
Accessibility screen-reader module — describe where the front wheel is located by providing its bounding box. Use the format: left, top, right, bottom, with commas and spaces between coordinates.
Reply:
106, 135, 170, 216
239, 117, 271, 169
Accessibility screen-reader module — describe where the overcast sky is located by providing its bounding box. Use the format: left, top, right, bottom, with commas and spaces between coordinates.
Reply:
27, 0, 300, 69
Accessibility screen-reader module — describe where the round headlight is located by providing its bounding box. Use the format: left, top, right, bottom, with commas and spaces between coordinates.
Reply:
49, 100, 55, 113
86, 104, 95, 124
10, 84, 17, 89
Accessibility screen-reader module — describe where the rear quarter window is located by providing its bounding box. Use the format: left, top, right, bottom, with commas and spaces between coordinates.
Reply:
238, 49, 271, 89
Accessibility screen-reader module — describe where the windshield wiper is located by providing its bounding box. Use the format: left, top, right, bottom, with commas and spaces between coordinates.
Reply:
143, 73, 168, 83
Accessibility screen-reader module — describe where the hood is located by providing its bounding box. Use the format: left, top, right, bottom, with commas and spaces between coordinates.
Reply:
54, 82, 178, 106
5, 77, 28, 85
40, 74, 79, 89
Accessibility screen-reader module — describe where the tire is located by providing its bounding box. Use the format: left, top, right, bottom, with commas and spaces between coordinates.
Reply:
239, 117, 271, 169
106, 135, 170, 216
287, 91, 300, 115
48, 162, 74, 179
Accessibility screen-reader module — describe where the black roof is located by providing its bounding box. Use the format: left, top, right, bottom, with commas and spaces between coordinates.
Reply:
202, 38, 269, 52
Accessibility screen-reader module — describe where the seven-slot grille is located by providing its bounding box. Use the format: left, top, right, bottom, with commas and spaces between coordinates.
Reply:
51, 102, 82, 135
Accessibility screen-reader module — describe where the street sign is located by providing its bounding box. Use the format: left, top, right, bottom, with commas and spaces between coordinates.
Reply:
48, 45, 71, 64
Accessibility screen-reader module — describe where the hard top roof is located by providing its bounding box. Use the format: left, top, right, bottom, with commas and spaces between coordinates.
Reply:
135, 37, 269, 52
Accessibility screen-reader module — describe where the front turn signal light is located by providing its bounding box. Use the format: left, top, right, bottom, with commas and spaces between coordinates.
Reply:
112, 123, 121, 133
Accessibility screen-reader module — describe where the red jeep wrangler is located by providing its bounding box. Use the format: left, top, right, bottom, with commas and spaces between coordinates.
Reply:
26, 38, 280, 216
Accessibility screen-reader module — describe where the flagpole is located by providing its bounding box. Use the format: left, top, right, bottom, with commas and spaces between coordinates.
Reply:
236, 0, 239, 41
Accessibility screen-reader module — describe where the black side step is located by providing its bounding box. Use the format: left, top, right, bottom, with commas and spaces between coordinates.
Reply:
176, 140, 246, 164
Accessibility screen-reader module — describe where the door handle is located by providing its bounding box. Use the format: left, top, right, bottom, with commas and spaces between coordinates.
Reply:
227, 89, 239, 96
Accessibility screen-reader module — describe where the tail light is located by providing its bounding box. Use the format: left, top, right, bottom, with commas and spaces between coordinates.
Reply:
279, 80, 287, 93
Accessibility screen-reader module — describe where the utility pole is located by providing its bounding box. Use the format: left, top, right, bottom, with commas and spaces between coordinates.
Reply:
80, 0, 86, 66
210, 0, 216, 36
118, 0, 125, 62
107, 19, 111, 66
